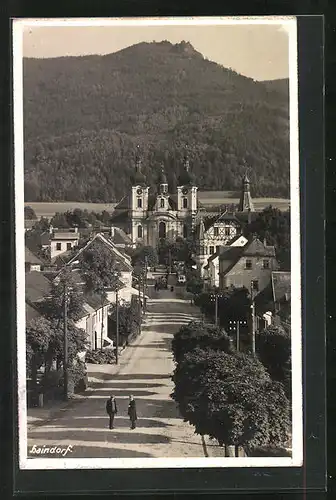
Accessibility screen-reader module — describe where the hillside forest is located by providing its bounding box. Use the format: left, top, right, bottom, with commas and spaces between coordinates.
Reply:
23, 41, 290, 203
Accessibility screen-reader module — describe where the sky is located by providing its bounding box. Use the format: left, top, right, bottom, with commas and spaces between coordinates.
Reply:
20, 19, 293, 81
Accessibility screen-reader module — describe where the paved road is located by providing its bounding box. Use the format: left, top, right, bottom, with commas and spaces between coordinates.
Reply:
27, 295, 208, 459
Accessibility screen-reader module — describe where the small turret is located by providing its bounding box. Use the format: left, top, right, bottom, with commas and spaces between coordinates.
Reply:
131, 155, 147, 187
178, 154, 195, 186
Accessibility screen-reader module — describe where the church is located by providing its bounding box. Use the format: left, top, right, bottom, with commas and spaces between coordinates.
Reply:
111, 156, 255, 269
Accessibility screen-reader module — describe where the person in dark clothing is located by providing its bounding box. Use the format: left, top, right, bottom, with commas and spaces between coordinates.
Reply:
106, 395, 118, 429
128, 395, 137, 429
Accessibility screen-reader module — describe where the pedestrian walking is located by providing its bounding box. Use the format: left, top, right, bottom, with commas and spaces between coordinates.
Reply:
128, 395, 137, 429
106, 395, 118, 429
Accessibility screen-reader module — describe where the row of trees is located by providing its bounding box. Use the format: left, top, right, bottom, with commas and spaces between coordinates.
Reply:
26, 239, 122, 401
171, 320, 291, 455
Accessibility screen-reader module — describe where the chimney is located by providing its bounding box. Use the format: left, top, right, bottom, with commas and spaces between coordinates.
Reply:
110, 226, 115, 238
49, 224, 53, 234
263, 237, 267, 247
247, 208, 251, 225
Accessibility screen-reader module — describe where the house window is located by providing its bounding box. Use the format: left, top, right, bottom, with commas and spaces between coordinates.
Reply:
183, 197, 188, 209
160, 198, 165, 208
245, 259, 252, 269
225, 227, 230, 236
209, 246, 215, 255
216, 246, 220, 253
213, 227, 219, 236
251, 280, 259, 292
137, 225, 143, 238
67, 242, 72, 251
56, 242, 62, 251
137, 198, 142, 208
263, 259, 270, 269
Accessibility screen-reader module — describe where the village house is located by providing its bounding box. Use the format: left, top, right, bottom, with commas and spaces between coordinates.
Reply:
203, 234, 249, 288
218, 237, 279, 293
25, 246, 43, 273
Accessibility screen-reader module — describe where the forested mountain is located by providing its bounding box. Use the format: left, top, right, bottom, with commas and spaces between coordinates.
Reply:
23, 40, 290, 203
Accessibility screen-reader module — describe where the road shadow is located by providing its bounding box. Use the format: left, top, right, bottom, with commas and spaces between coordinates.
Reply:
90, 382, 165, 389
86, 389, 158, 397
29, 429, 171, 444
51, 417, 172, 429
27, 445, 153, 458
101, 373, 172, 381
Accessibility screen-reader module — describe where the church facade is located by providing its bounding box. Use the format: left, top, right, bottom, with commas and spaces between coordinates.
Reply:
111, 158, 255, 270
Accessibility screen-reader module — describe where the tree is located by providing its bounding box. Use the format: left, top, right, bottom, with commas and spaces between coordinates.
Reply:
245, 206, 290, 271
185, 268, 203, 295
172, 348, 290, 451
80, 240, 120, 294
131, 244, 158, 268
257, 325, 291, 398
26, 316, 53, 385
24, 205, 37, 220
50, 212, 70, 228
172, 321, 233, 364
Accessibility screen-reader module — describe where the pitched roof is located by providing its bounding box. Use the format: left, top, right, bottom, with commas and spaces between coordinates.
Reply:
219, 237, 277, 277
25, 247, 43, 265
110, 227, 133, 246
114, 195, 131, 211
271, 271, 291, 303
25, 271, 52, 303
25, 220, 36, 230
227, 233, 248, 246
26, 302, 42, 323
52, 231, 80, 240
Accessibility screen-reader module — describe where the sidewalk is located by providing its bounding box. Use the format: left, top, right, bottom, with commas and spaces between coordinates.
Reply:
27, 317, 150, 430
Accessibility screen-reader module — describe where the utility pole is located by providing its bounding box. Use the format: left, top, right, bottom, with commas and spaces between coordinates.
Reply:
63, 281, 68, 402
101, 292, 104, 350
115, 289, 119, 365
250, 282, 256, 355
215, 294, 218, 326
144, 256, 148, 312
138, 276, 142, 335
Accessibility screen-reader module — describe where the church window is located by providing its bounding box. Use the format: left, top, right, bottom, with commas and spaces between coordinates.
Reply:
225, 227, 230, 236
160, 198, 165, 208
159, 221, 166, 239
182, 197, 188, 209
214, 227, 219, 236
183, 225, 188, 238
137, 198, 142, 208
137, 225, 143, 238
209, 246, 215, 255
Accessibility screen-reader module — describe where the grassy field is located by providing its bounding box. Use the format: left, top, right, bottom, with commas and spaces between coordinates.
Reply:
25, 192, 290, 219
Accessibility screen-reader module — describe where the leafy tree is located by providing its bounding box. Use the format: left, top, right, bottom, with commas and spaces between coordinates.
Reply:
257, 325, 291, 398
26, 316, 53, 385
131, 244, 158, 268
172, 348, 290, 451
172, 321, 233, 364
50, 212, 70, 228
80, 240, 120, 294
185, 268, 203, 295
245, 206, 290, 270
24, 205, 37, 220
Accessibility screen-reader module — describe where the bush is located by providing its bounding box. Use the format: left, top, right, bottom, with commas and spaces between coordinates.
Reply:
85, 349, 116, 364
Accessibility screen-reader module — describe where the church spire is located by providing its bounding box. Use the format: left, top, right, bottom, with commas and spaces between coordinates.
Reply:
238, 172, 254, 212
131, 148, 147, 186
158, 164, 168, 194
178, 150, 195, 186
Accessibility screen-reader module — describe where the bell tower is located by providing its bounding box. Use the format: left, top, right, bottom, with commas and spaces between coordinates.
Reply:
177, 155, 198, 217
130, 156, 149, 242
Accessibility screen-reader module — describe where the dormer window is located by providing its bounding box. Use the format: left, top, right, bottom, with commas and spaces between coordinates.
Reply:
137, 198, 142, 208
225, 227, 230, 236
160, 198, 165, 208
214, 227, 219, 236
182, 197, 188, 209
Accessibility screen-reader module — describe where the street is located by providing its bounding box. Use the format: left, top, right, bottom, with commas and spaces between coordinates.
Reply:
27, 292, 210, 459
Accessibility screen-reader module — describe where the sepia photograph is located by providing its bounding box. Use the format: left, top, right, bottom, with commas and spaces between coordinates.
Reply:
13, 16, 302, 470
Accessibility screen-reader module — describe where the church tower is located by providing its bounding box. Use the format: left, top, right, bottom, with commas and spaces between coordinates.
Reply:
130, 157, 149, 242
177, 155, 198, 223
238, 173, 254, 212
